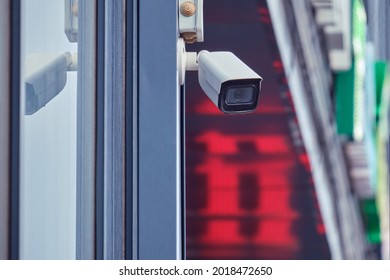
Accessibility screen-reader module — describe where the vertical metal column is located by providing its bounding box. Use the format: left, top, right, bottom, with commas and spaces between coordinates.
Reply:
136, 0, 183, 259
76, 0, 98, 260
9, 0, 21, 260
0, 0, 11, 260
125, 0, 136, 260
78, 0, 129, 260
103, 0, 126, 259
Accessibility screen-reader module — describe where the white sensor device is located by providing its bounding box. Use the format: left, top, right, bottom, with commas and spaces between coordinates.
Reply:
177, 38, 262, 114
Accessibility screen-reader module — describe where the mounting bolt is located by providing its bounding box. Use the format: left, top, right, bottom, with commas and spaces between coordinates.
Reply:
180, 1, 196, 17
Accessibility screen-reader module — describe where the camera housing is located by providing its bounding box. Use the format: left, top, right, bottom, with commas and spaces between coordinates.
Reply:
197, 51, 262, 114
177, 1, 262, 114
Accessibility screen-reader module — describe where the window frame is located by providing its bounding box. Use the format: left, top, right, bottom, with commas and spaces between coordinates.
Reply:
0, 0, 12, 260
9, 0, 22, 261
130, 0, 184, 260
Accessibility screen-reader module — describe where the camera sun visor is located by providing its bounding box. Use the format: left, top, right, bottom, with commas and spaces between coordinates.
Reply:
219, 79, 261, 114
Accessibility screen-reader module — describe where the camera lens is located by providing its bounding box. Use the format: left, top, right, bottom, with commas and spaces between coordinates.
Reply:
233, 90, 245, 101
225, 86, 255, 105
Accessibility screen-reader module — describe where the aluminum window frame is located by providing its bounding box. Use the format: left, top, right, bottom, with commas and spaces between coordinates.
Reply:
81, 0, 184, 261
125, 0, 137, 260
78, 0, 128, 260
0, 0, 12, 261
102, 0, 127, 260
131, 0, 184, 260
9, 0, 22, 261
76, 0, 99, 260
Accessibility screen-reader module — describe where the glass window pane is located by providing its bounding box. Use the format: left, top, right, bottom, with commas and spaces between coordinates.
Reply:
20, 0, 93, 260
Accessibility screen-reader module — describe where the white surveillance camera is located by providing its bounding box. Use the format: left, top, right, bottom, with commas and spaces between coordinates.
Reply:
197, 51, 262, 114
177, 1, 261, 114
178, 38, 262, 114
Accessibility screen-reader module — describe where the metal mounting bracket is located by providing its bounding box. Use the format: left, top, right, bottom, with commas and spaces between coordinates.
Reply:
178, 0, 204, 43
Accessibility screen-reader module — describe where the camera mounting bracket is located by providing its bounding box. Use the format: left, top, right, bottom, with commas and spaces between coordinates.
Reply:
178, 0, 204, 44
177, 38, 198, 85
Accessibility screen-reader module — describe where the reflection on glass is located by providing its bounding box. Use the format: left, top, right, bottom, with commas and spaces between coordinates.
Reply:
25, 52, 76, 115
21, 0, 78, 259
